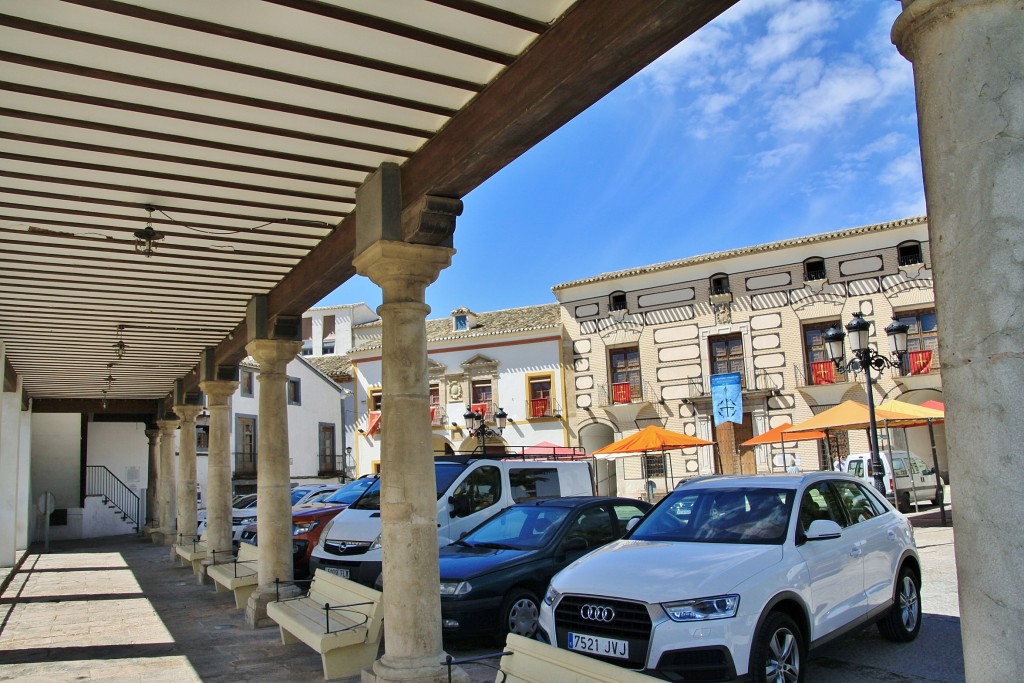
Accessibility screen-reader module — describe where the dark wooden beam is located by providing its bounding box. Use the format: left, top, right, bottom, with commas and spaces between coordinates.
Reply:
34, 397, 158, 414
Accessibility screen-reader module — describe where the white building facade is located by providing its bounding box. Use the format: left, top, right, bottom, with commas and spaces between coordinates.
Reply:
554, 217, 945, 500
346, 304, 574, 474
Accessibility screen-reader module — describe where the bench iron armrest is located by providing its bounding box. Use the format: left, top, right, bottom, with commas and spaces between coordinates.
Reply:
273, 577, 314, 602
444, 652, 511, 683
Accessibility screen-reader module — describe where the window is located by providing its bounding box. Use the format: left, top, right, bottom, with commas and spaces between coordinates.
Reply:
300, 340, 313, 356
798, 482, 844, 533
709, 334, 744, 385
369, 389, 383, 411
429, 384, 440, 405
895, 308, 939, 374
322, 341, 335, 354
196, 426, 209, 453
240, 369, 255, 397
803, 321, 843, 385
471, 380, 492, 418
643, 452, 665, 477
834, 480, 878, 525
567, 505, 615, 548
710, 274, 730, 296
897, 241, 923, 266
609, 291, 627, 312
609, 346, 641, 403
287, 378, 301, 405
804, 257, 826, 281
451, 465, 502, 515
528, 375, 552, 418
509, 467, 562, 501
454, 314, 468, 331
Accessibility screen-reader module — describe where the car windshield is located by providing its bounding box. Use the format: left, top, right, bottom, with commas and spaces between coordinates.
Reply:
290, 488, 316, 505
457, 505, 570, 550
630, 486, 793, 544
349, 463, 468, 511
233, 494, 257, 509
323, 478, 376, 505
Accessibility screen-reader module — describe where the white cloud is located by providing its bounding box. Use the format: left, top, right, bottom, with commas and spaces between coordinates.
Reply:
751, 143, 810, 170
848, 132, 905, 162
879, 150, 923, 186
768, 61, 886, 133
745, 1, 835, 69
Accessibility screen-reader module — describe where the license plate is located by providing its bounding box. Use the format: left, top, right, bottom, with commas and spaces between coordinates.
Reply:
325, 567, 350, 579
567, 632, 629, 659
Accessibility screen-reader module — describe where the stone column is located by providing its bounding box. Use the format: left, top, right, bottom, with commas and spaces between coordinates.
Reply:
173, 403, 202, 558
155, 416, 179, 545
144, 427, 159, 533
200, 379, 238, 578
244, 338, 302, 629
355, 240, 457, 683
892, 2, 1024, 680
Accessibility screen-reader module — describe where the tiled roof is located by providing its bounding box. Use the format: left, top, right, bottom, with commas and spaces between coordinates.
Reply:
304, 354, 353, 380
552, 215, 928, 291
352, 303, 560, 352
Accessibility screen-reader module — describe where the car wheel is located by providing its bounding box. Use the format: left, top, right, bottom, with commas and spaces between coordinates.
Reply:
750, 611, 804, 683
500, 588, 540, 639
878, 565, 921, 642
897, 491, 912, 513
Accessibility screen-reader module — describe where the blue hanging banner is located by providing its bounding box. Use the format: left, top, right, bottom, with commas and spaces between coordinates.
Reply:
710, 373, 743, 426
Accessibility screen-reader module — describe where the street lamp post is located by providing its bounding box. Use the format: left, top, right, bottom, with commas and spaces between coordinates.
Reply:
463, 406, 508, 454
823, 313, 909, 497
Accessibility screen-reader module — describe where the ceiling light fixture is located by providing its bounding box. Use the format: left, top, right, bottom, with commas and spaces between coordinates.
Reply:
112, 325, 129, 359
134, 205, 164, 257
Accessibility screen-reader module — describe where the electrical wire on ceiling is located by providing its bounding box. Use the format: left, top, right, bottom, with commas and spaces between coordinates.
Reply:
153, 207, 331, 235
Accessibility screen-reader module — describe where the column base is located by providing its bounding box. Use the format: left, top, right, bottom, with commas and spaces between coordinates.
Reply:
245, 584, 302, 630
362, 655, 469, 683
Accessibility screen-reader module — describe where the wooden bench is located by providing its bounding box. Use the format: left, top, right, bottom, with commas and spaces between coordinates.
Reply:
497, 633, 655, 683
207, 542, 259, 609
174, 533, 207, 575
266, 569, 384, 680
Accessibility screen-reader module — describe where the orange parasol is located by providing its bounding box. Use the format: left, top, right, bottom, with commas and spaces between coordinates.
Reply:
593, 425, 713, 459
741, 423, 826, 447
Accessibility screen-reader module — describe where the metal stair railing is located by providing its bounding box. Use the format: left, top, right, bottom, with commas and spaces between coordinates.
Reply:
85, 465, 141, 532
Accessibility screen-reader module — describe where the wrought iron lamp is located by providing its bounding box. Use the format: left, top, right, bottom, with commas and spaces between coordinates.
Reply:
823, 313, 910, 495
134, 205, 164, 257
112, 324, 129, 359
463, 406, 508, 454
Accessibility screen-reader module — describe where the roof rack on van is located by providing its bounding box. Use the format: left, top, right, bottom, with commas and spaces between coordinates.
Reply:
434, 447, 590, 463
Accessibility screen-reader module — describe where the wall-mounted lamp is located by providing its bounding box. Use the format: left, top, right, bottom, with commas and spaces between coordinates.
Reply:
134, 205, 165, 257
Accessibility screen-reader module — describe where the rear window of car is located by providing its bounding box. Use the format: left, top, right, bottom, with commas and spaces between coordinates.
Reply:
509, 467, 561, 502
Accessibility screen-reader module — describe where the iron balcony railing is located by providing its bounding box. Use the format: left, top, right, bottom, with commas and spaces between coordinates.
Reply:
595, 381, 658, 408
233, 451, 257, 478
85, 465, 141, 533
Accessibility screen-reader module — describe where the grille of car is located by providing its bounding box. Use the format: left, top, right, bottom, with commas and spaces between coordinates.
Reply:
655, 647, 735, 682
553, 595, 652, 670
322, 540, 372, 556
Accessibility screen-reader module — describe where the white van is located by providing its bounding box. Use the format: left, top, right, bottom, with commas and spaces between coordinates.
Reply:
309, 457, 594, 586
844, 450, 941, 511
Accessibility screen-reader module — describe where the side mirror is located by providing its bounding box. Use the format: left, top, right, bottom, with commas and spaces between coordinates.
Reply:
448, 494, 470, 518
805, 519, 842, 541
625, 517, 641, 532
922, 468, 934, 475
563, 536, 588, 552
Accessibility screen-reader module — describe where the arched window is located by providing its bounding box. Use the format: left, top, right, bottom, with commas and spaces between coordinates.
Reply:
803, 257, 826, 282
897, 241, 923, 266
709, 273, 730, 296
609, 291, 627, 312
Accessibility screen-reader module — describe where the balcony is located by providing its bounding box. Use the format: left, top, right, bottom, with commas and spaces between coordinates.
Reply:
894, 349, 942, 391
430, 404, 449, 427
526, 397, 561, 419
596, 381, 657, 408
233, 451, 257, 479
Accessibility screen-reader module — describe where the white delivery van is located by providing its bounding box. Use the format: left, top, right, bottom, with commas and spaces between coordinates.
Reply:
844, 450, 941, 511
309, 456, 594, 586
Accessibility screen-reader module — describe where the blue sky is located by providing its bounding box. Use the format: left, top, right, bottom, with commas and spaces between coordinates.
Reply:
319, 0, 925, 317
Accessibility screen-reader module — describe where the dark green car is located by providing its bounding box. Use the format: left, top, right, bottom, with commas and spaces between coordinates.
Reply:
438, 496, 651, 641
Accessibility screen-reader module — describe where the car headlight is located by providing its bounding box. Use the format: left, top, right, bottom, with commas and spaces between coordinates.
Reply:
440, 581, 472, 596
317, 519, 336, 548
369, 533, 383, 551
543, 585, 561, 606
293, 520, 319, 536
663, 595, 739, 622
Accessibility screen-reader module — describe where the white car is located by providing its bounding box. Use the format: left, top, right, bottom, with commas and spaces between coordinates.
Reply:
844, 451, 941, 512
538, 472, 921, 682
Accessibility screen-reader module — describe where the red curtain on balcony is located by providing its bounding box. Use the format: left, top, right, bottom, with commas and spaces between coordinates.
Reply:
429, 405, 436, 421
471, 402, 489, 418
529, 398, 549, 418
365, 411, 382, 436
810, 361, 836, 385
612, 382, 632, 404
908, 349, 933, 375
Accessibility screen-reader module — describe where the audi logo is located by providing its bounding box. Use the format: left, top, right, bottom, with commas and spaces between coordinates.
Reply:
580, 604, 616, 622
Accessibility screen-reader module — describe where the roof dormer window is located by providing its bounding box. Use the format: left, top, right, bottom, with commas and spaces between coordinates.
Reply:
897, 241, 923, 266
451, 307, 477, 333
804, 257, 827, 282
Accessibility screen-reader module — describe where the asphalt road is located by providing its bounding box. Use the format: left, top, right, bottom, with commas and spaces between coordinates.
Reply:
446, 506, 964, 683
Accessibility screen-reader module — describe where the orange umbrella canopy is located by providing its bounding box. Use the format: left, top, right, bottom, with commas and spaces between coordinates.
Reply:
785, 400, 911, 432
593, 425, 713, 456
742, 423, 826, 447
921, 400, 945, 412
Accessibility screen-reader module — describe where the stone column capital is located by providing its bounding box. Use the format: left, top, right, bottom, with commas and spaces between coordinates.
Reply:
354, 240, 454, 304
173, 403, 203, 423
246, 339, 302, 378
145, 428, 160, 443
893, 0, 1009, 59
200, 379, 239, 405
157, 418, 180, 435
